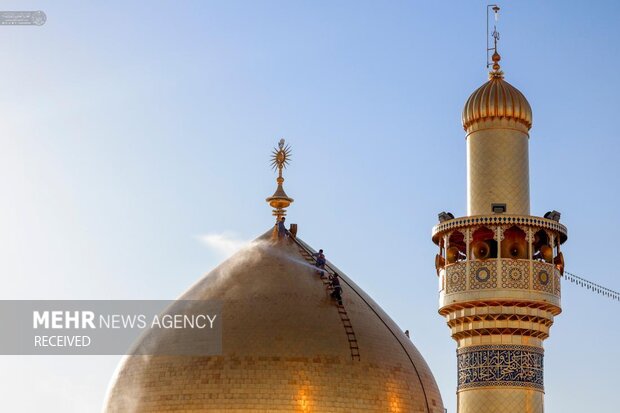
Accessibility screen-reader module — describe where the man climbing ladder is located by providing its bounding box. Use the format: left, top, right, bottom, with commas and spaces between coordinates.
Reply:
313, 249, 326, 276
329, 273, 343, 305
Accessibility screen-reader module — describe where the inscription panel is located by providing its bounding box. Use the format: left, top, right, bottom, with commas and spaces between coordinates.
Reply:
457, 345, 544, 390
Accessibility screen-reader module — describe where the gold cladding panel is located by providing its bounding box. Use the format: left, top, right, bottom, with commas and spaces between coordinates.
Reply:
458, 388, 544, 413
108, 355, 440, 413
105, 232, 444, 412
467, 129, 530, 216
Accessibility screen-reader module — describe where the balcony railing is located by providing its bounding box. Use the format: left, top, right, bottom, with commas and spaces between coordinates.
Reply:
439, 258, 561, 306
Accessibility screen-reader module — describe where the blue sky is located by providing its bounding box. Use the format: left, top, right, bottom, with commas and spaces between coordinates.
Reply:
0, 1, 618, 412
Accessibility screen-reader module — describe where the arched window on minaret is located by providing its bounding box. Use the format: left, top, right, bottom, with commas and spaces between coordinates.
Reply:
501, 226, 528, 259
447, 231, 466, 264
532, 229, 553, 263
470, 227, 497, 260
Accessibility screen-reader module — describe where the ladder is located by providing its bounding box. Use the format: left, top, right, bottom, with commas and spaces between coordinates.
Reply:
288, 234, 433, 413
296, 242, 361, 361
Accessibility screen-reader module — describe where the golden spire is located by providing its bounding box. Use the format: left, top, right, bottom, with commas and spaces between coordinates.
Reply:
265, 139, 294, 221
463, 5, 532, 133
487, 4, 503, 79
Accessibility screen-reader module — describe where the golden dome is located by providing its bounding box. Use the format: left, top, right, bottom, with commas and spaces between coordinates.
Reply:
104, 230, 444, 412
462, 54, 532, 131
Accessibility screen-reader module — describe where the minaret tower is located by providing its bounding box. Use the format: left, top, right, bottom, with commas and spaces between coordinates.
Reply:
432, 8, 567, 413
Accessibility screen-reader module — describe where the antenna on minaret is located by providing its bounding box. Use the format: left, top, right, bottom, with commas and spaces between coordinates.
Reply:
486, 5, 501, 69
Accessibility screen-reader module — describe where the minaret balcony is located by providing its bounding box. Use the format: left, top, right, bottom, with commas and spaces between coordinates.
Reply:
432, 214, 566, 313
438, 259, 561, 310
432, 215, 567, 244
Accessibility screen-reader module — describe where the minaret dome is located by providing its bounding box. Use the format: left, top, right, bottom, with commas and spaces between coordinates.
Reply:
462, 53, 532, 133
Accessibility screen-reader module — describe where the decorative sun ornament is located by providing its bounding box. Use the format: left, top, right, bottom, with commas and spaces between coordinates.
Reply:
270, 138, 292, 172
265, 139, 294, 222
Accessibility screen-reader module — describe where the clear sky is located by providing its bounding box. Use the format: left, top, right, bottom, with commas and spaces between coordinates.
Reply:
0, 1, 618, 412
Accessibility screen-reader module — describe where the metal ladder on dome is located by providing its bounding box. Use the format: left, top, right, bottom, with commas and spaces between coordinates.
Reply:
293, 239, 361, 361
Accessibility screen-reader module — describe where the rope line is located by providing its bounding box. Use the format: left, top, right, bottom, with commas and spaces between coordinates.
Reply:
564, 271, 620, 301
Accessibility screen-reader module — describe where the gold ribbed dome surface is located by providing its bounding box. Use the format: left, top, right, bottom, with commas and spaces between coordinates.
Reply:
462, 70, 532, 131
104, 230, 444, 413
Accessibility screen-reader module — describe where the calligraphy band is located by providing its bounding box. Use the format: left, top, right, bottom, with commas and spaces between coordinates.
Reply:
457, 345, 544, 390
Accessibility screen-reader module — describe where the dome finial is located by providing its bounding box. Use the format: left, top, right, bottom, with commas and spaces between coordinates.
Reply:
489, 50, 504, 79
492, 50, 501, 69
265, 139, 294, 221
487, 5, 503, 78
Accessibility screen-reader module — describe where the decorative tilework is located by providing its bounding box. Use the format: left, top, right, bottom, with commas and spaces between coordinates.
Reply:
469, 262, 497, 289
441, 260, 560, 303
501, 260, 529, 289
539, 271, 549, 285
457, 345, 544, 390
446, 265, 466, 293
533, 262, 554, 294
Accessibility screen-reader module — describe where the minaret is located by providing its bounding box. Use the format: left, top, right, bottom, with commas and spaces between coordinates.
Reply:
432, 22, 567, 413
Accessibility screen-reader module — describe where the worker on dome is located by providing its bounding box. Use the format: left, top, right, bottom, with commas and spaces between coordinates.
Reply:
277, 217, 288, 238
313, 249, 326, 276
329, 273, 343, 305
